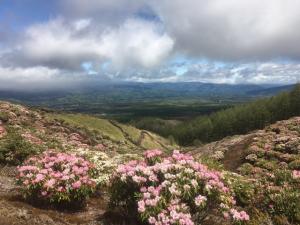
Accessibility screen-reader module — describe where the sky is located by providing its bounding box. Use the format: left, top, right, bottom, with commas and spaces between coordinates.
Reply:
0, 0, 300, 90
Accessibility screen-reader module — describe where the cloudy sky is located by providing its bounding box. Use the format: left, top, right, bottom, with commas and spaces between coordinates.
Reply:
0, 0, 300, 90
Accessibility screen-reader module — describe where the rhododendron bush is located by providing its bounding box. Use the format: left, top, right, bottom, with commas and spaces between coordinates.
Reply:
74, 148, 141, 186
109, 149, 249, 225
16, 151, 96, 206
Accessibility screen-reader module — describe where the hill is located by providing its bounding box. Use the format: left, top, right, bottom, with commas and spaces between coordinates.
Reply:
136, 84, 300, 146
0, 101, 175, 158
0, 101, 299, 225
188, 117, 300, 224
247, 84, 296, 96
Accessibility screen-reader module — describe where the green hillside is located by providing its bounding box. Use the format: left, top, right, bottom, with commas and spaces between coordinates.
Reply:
135, 84, 300, 146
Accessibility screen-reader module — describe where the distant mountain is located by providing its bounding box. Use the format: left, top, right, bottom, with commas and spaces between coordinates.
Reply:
247, 83, 296, 96
0, 82, 271, 104
0, 82, 294, 122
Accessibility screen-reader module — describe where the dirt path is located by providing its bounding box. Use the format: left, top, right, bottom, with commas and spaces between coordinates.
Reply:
137, 131, 146, 147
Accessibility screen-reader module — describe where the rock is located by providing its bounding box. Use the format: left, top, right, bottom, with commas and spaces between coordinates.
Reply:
8, 112, 17, 120
279, 161, 288, 168
285, 138, 300, 154
212, 150, 224, 160
245, 153, 258, 162
16, 209, 31, 220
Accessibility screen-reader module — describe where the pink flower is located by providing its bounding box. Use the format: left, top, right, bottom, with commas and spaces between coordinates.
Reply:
61, 175, 69, 180
144, 149, 162, 159
72, 180, 82, 189
138, 200, 146, 212
223, 212, 229, 219
57, 186, 65, 192
143, 192, 151, 199
148, 216, 156, 224
140, 187, 147, 192
35, 174, 44, 182
292, 170, 300, 179
23, 180, 29, 185
113, 149, 246, 225
194, 195, 207, 206
17, 151, 95, 205
230, 209, 250, 221
44, 178, 56, 188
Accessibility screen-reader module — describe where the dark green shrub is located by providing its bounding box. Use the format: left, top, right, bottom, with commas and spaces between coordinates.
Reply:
0, 111, 9, 123
199, 155, 224, 170
238, 163, 255, 175
288, 159, 300, 170
229, 176, 255, 206
272, 215, 290, 225
266, 186, 300, 223
0, 129, 41, 165
255, 159, 278, 170
273, 169, 293, 186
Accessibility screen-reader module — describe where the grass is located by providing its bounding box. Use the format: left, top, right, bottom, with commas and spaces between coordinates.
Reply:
117, 123, 141, 144
48, 113, 176, 150
49, 113, 126, 142
140, 134, 163, 150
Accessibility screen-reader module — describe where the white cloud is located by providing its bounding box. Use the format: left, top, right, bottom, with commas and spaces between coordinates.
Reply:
0, 66, 77, 90
1, 0, 300, 89
151, 0, 300, 60
99, 19, 174, 68
122, 61, 300, 84
180, 62, 300, 84
5, 18, 173, 70
62, 0, 300, 60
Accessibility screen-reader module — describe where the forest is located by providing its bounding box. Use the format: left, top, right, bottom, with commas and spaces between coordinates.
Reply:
133, 84, 300, 145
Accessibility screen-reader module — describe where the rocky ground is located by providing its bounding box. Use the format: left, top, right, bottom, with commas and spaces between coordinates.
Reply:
189, 117, 300, 225
190, 117, 300, 174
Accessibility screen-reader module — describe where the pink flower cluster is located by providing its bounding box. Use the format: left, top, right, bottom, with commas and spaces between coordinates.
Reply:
147, 200, 194, 225
17, 151, 96, 204
194, 195, 207, 206
292, 170, 300, 179
0, 126, 6, 138
230, 209, 250, 221
144, 149, 163, 159
112, 150, 249, 225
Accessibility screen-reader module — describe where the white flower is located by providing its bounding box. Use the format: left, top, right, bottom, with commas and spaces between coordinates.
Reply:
195, 195, 207, 206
